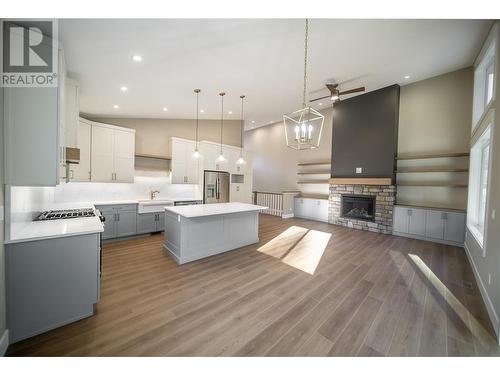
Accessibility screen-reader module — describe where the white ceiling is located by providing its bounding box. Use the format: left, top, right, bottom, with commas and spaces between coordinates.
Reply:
59, 19, 491, 130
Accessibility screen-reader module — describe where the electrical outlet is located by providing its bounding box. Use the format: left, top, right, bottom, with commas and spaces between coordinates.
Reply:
488, 273, 492, 285
492, 209, 496, 220
356, 167, 363, 174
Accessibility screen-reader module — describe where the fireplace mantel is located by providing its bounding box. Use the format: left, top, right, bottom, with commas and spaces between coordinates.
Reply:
328, 178, 394, 186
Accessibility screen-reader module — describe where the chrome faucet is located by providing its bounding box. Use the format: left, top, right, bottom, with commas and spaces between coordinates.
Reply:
150, 190, 160, 200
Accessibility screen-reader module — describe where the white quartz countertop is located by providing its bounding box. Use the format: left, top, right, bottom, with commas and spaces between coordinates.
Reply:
164, 202, 267, 218
5, 202, 104, 244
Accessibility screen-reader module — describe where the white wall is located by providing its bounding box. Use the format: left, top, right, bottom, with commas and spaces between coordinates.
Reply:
397, 68, 473, 210
245, 107, 333, 193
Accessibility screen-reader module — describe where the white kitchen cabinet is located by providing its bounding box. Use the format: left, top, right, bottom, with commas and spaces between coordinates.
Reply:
408, 208, 426, 237
68, 119, 91, 182
91, 125, 114, 182
171, 137, 199, 184
393, 205, 466, 245
91, 122, 135, 183
64, 78, 79, 148
113, 128, 135, 182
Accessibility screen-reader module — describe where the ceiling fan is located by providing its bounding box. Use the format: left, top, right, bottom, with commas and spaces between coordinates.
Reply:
309, 83, 365, 103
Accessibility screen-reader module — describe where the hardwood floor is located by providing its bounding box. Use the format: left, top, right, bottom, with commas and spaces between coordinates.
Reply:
7, 214, 500, 356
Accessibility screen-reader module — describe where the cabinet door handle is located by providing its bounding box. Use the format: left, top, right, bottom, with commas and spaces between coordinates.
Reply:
407, 209, 412, 216
441, 212, 448, 220
88, 171, 91, 181
116, 213, 120, 221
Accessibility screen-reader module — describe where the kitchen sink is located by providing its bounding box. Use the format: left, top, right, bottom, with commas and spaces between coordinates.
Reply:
137, 200, 174, 214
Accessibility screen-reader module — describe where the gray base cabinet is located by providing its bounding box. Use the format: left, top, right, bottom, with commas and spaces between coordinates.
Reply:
393, 205, 466, 246
96, 204, 137, 240
6, 233, 100, 343
137, 213, 165, 234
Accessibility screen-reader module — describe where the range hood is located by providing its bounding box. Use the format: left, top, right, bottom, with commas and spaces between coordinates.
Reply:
65, 147, 80, 164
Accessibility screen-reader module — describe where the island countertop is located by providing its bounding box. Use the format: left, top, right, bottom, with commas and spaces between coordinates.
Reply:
164, 202, 267, 218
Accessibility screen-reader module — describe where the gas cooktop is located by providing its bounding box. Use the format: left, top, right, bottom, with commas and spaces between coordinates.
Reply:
35, 208, 96, 221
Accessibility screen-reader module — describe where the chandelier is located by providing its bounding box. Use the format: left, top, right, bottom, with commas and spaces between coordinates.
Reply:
283, 19, 324, 150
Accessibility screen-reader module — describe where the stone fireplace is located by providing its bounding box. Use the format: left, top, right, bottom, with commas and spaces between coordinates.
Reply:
329, 182, 395, 234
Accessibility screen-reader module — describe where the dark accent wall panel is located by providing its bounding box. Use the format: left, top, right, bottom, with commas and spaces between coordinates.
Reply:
331, 84, 400, 178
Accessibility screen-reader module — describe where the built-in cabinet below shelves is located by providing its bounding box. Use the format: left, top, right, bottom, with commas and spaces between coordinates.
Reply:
294, 197, 329, 223
137, 213, 165, 234
393, 205, 466, 245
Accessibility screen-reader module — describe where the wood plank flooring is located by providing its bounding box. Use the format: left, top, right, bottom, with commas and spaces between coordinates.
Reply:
7, 214, 500, 356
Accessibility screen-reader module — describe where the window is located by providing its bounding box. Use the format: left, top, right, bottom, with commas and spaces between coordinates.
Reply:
472, 43, 495, 131
467, 125, 492, 247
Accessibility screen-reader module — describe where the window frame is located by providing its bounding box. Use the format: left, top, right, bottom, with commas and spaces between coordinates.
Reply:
472, 39, 496, 133
467, 120, 493, 254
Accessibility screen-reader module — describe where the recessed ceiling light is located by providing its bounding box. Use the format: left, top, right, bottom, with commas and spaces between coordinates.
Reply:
163, 107, 168, 112
228, 111, 232, 114
404, 75, 410, 79
200, 109, 205, 113
120, 86, 128, 92
113, 104, 119, 109
251, 120, 255, 124
132, 55, 142, 62
319, 102, 323, 106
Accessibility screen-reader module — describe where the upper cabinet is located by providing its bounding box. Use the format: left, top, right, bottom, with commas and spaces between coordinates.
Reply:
91, 122, 135, 183
170, 137, 199, 184
3, 45, 64, 186
68, 119, 91, 182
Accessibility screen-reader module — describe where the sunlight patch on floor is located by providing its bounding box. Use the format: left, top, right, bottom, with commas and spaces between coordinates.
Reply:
258, 226, 331, 275
409, 253, 496, 350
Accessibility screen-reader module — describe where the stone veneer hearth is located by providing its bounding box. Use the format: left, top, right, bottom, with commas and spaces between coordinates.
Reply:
329, 184, 396, 234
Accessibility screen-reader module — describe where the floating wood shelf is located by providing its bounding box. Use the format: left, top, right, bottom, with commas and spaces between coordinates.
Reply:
135, 153, 171, 160
299, 193, 329, 200
329, 177, 394, 186
297, 171, 331, 175
395, 203, 466, 213
297, 161, 331, 166
397, 182, 468, 188
396, 152, 469, 160
396, 167, 469, 173
297, 180, 330, 184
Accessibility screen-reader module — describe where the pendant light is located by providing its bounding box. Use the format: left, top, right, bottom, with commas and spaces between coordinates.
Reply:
192, 89, 201, 159
216, 92, 227, 164
283, 19, 324, 150
236, 95, 246, 165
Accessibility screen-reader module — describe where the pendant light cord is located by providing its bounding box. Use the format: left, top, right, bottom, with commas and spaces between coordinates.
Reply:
302, 18, 309, 109
194, 89, 200, 150
240, 95, 245, 156
219, 92, 225, 154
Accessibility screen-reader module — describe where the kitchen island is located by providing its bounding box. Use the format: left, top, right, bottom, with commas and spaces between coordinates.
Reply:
163, 202, 266, 264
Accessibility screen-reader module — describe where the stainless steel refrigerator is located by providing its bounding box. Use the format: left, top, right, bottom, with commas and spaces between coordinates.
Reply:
203, 170, 230, 204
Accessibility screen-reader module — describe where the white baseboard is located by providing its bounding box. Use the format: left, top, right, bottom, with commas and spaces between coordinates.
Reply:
0, 329, 9, 356
282, 213, 294, 219
464, 242, 500, 344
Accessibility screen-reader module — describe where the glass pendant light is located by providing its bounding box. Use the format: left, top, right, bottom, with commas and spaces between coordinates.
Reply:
192, 89, 201, 159
216, 92, 227, 164
236, 95, 246, 165
283, 19, 324, 150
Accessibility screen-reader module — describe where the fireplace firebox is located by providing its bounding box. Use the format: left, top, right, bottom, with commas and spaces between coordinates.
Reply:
341, 194, 376, 222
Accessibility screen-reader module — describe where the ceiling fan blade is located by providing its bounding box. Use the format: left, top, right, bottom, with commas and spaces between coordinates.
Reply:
309, 95, 331, 103
325, 83, 338, 93
339, 87, 365, 96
